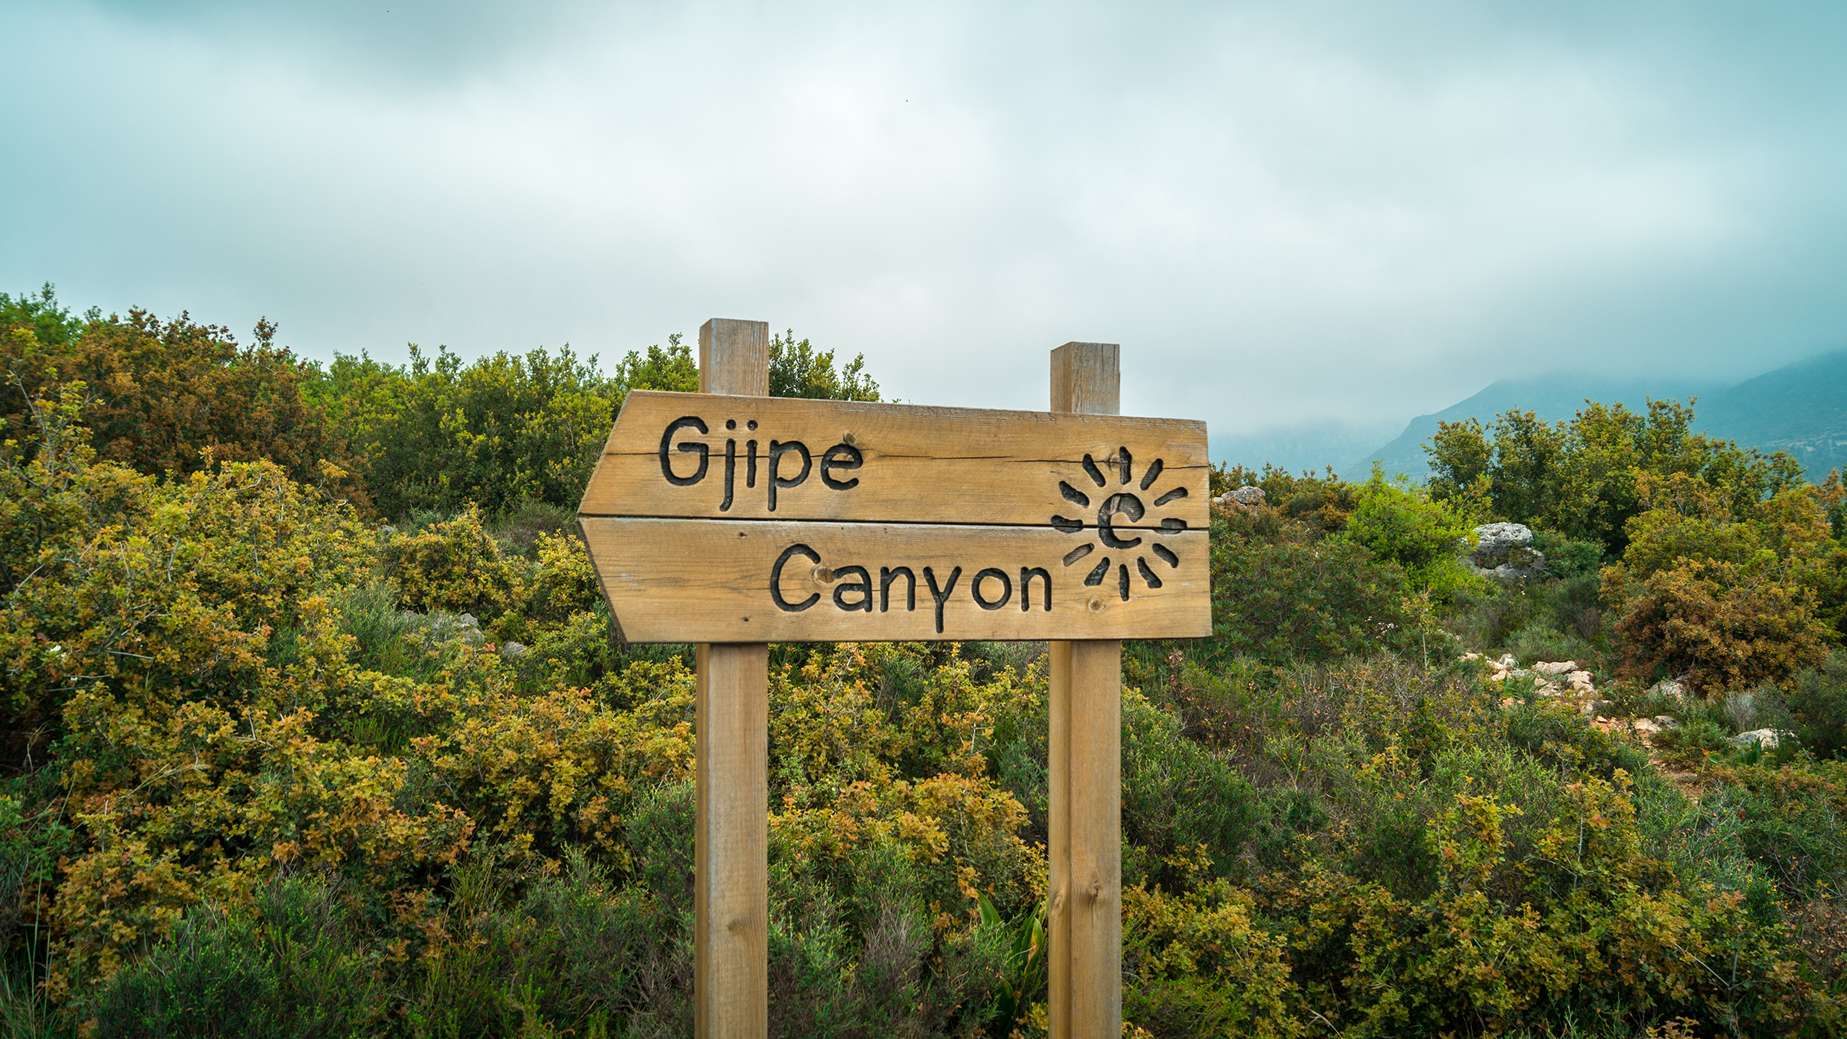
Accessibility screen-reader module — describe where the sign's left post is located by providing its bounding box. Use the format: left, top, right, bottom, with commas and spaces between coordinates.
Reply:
693, 318, 770, 1038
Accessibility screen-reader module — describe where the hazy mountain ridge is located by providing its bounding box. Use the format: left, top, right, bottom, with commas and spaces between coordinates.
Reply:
1348, 374, 1720, 481
1212, 421, 1397, 477
1694, 351, 1847, 481
1335, 350, 1847, 483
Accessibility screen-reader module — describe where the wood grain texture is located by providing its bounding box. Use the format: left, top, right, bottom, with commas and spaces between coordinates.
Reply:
695, 642, 767, 1039
1050, 639, 1122, 1037
699, 319, 768, 396
579, 516, 1209, 642
1049, 341, 1123, 1039
1050, 341, 1120, 415
578, 390, 1208, 531
693, 319, 768, 1039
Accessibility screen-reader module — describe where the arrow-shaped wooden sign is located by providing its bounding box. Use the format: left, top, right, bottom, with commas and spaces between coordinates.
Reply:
578, 391, 1211, 642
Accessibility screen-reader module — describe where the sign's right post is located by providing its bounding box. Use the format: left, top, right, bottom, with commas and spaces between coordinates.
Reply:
1048, 342, 1124, 1039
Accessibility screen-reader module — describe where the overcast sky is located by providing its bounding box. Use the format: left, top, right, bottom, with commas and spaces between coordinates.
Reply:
4, 1, 1845, 444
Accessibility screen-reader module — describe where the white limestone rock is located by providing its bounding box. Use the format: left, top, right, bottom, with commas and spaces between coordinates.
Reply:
1213, 485, 1268, 510
1648, 678, 1688, 703
1468, 522, 1546, 579
1731, 728, 1792, 751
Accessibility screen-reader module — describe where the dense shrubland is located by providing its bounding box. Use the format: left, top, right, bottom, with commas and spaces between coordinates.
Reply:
2, 286, 1845, 1037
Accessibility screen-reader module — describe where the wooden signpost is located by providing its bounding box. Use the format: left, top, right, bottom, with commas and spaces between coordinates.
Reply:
578, 320, 1210, 1038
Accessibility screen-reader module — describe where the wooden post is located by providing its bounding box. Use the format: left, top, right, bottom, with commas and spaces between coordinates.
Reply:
1048, 342, 1123, 1039
695, 319, 770, 1039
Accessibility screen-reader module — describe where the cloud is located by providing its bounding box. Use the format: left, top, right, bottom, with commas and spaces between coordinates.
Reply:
3, 1, 1844, 445
82, 0, 608, 83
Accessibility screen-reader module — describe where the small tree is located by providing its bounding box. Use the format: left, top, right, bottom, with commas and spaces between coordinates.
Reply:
769, 330, 880, 402
3, 290, 345, 487
1602, 474, 1834, 691
1341, 469, 1478, 601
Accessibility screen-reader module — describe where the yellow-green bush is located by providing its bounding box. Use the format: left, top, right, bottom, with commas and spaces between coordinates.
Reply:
383, 505, 525, 620
1, 291, 350, 492
1124, 854, 1299, 1038
1604, 476, 1835, 691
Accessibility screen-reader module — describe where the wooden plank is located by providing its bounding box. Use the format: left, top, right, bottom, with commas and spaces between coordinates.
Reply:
1047, 641, 1072, 1038
1050, 341, 1119, 416
578, 390, 1208, 531
579, 516, 1209, 642
1049, 342, 1123, 1039
1054, 639, 1122, 1037
693, 319, 768, 1039
699, 320, 769, 397
695, 641, 768, 1039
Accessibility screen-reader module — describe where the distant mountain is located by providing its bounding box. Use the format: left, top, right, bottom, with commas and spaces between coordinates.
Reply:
1696, 350, 1847, 481
1346, 351, 1847, 484
1352, 374, 1721, 482
1213, 422, 1396, 478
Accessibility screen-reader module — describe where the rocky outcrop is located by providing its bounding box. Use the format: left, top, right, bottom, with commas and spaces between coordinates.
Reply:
440, 612, 484, 647
1467, 522, 1545, 579
1626, 715, 1680, 739
1469, 522, 1547, 577
1213, 485, 1267, 510
1647, 678, 1689, 703
1473, 522, 1531, 556
1731, 728, 1793, 751
1466, 650, 1697, 749
1466, 653, 1603, 714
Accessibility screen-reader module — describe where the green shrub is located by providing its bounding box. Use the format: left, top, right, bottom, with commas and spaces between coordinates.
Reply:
490, 499, 577, 555
1652, 716, 1734, 765
0, 788, 70, 950
1121, 691, 1261, 887
310, 345, 621, 519
401, 851, 685, 1039
334, 580, 476, 682
1534, 530, 1604, 580
1695, 759, 1847, 902
86, 875, 386, 1039
1212, 463, 1357, 534
765, 838, 997, 1038
383, 505, 523, 619
1442, 577, 1536, 652
769, 331, 881, 403
1190, 510, 1424, 667
2, 291, 350, 491
1340, 469, 1479, 600
1441, 564, 1603, 662
1503, 702, 1651, 782
1124, 872, 1298, 1038
1785, 650, 1847, 760
1603, 477, 1833, 691
1505, 619, 1594, 666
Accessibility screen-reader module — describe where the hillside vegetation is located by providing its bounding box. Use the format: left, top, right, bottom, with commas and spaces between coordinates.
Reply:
3, 287, 1845, 1038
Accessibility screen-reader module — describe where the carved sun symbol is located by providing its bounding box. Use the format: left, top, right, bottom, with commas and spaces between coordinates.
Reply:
1050, 447, 1188, 602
